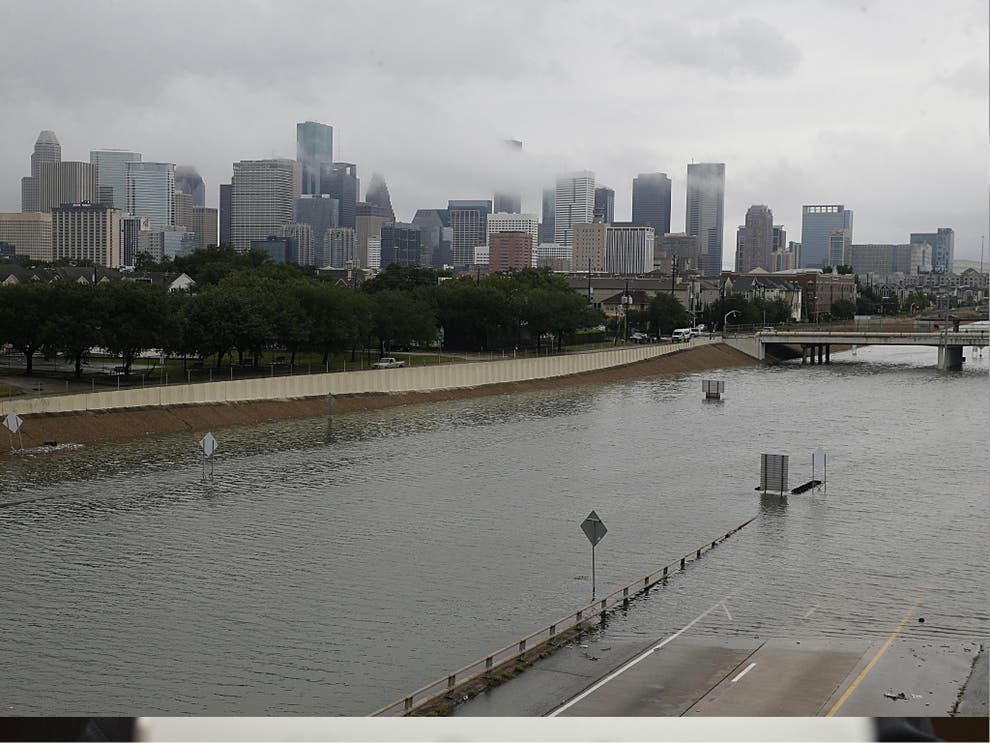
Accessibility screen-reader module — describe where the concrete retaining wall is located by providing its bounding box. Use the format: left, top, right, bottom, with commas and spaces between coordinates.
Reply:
1, 340, 717, 416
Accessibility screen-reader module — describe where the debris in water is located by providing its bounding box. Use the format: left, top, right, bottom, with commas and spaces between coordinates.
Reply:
883, 691, 908, 701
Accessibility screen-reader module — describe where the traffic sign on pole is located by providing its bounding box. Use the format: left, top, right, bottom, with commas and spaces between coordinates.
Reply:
3, 413, 22, 434
581, 511, 607, 600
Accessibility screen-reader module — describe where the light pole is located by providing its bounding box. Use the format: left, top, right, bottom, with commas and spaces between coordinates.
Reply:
723, 309, 741, 337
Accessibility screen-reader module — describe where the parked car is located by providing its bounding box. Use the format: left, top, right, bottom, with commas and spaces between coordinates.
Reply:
671, 328, 693, 343
629, 332, 649, 343
372, 357, 406, 369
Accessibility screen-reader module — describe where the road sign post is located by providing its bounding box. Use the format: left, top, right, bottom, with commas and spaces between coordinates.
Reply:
199, 432, 218, 481
581, 510, 608, 600
3, 413, 24, 451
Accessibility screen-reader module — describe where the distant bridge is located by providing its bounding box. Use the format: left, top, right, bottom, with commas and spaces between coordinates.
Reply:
727, 330, 989, 370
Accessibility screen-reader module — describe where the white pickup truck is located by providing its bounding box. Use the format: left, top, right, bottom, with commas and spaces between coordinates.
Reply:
372, 357, 406, 369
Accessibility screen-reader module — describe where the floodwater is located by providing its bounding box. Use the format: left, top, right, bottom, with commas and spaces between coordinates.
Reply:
0, 344, 987, 715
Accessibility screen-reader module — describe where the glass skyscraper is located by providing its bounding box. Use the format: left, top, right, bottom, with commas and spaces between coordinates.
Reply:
800, 205, 854, 269
685, 163, 725, 277
296, 121, 333, 195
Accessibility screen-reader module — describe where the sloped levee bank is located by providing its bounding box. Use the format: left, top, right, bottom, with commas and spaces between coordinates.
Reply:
2, 343, 758, 450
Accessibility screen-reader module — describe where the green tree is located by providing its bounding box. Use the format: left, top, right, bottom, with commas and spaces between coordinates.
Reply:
370, 290, 436, 354
647, 293, 690, 336
51, 282, 101, 377
97, 281, 170, 373
0, 282, 56, 374
830, 298, 857, 320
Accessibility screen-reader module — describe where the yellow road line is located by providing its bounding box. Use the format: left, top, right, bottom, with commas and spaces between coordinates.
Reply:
825, 597, 924, 717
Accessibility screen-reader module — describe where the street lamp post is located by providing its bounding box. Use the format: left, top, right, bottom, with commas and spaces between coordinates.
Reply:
723, 310, 741, 337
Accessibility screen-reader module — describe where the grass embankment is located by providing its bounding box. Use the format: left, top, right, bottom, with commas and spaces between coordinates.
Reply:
2, 344, 758, 451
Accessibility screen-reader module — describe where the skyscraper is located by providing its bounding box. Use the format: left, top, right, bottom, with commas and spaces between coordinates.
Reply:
91, 149, 142, 212
297, 121, 333, 195
321, 162, 358, 229
0, 212, 52, 261
448, 200, 492, 266
554, 171, 595, 247
52, 202, 122, 268
326, 227, 357, 267
572, 222, 607, 272
176, 191, 218, 251
379, 223, 422, 267
735, 205, 774, 273
412, 208, 450, 267
231, 158, 301, 251
605, 224, 655, 275
126, 162, 176, 230
219, 183, 232, 246
279, 223, 314, 266
487, 212, 539, 262
909, 228, 954, 273
493, 139, 523, 214
365, 173, 395, 220
37, 161, 97, 213
294, 194, 339, 267
540, 187, 555, 244
21, 130, 62, 212
489, 232, 533, 272
800, 205, 853, 268
632, 172, 671, 235
685, 163, 725, 277
594, 186, 615, 224
174, 166, 206, 206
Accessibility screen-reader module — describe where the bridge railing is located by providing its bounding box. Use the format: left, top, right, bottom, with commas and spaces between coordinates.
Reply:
368, 515, 757, 717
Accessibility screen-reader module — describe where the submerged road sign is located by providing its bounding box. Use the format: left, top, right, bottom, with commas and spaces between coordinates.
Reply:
199, 432, 218, 458
581, 510, 607, 546
3, 413, 23, 434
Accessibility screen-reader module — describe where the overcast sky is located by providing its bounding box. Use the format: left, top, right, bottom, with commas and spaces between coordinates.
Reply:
2, 0, 987, 264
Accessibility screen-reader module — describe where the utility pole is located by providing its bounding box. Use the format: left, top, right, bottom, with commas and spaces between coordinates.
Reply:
670, 251, 677, 296
587, 257, 592, 301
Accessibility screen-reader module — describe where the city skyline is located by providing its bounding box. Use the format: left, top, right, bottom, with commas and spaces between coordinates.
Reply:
0, 1, 987, 264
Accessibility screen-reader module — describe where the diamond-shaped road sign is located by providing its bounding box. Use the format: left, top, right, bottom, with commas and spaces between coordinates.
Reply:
3, 413, 23, 434
199, 432, 218, 458
581, 510, 607, 546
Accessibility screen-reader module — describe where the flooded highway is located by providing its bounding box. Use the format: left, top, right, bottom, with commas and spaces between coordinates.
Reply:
1, 344, 986, 715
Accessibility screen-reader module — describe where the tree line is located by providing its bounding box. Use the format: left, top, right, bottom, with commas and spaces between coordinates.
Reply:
0, 251, 605, 376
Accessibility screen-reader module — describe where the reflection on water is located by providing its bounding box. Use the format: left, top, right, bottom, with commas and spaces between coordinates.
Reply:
0, 344, 986, 715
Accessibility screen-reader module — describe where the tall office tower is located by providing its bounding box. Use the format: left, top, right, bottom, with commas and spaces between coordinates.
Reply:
655, 233, 699, 273
594, 186, 615, 224
605, 224, 655, 275
540, 187, 555, 243
367, 236, 381, 269
848, 243, 932, 276
279, 223, 314, 265
37, 161, 97, 213
231, 158, 301, 251
487, 213, 539, 263
219, 183, 232, 246
489, 232, 533, 272
21, 130, 62, 212
176, 191, 218, 251
632, 172, 672, 235
554, 171, 595, 247
572, 222, 608, 272
321, 162, 359, 228
0, 212, 53, 261
326, 227, 357, 267
121, 215, 150, 266
799, 205, 853, 268
365, 173, 395, 219
294, 194, 339, 267
297, 121, 333, 195
251, 235, 295, 264
910, 228, 954, 273
736, 205, 774, 273
127, 162, 176, 229
174, 166, 206, 206
159, 227, 197, 259
412, 208, 450, 267
772, 225, 786, 252
828, 228, 851, 266
175, 191, 193, 234
380, 223, 422, 267
52, 203, 122, 268
493, 139, 523, 214
355, 214, 392, 268
448, 200, 492, 266
685, 163, 725, 277
90, 150, 142, 212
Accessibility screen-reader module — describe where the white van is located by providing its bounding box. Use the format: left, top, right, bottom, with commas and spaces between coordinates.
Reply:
671, 328, 693, 343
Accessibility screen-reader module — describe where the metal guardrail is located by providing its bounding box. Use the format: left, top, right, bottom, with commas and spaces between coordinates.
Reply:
369, 515, 757, 716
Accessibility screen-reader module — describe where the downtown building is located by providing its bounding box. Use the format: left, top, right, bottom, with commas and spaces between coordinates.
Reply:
52, 203, 122, 268
535, 243, 572, 271
631, 172, 672, 235
175, 166, 206, 206
175, 191, 218, 251
230, 158, 301, 252
572, 222, 608, 273
320, 162, 358, 229
540, 187, 555, 244
489, 232, 533, 272
0, 212, 53, 261
278, 223, 314, 266
847, 243, 932, 277
379, 223, 422, 267
356, 202, 394, 268
800, 205, 853, 269
448, 200, 491, 267
37, 161, 97, 214
493, 138, 523, 214
294, 194, 339, 267
127, 162, 176, 229
487, 212, 539, 266
21, 130, 62, 212
91, 149, 142, 212
297, 121, 333, 196
735, 205, 774, 273
326, 227, 357, 267
909, 228, 954, 273
412, 208, 451, 267
594, 186, 615, 224
554, 171, 595, 247
605, 224, 655, 275
685, 163, 725, 277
